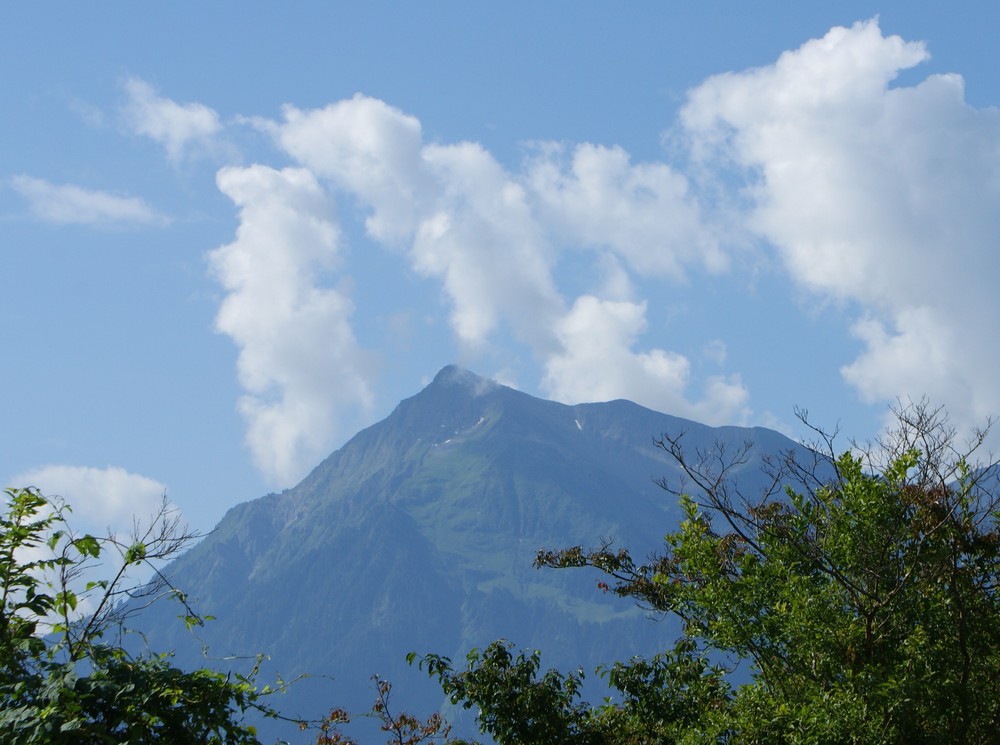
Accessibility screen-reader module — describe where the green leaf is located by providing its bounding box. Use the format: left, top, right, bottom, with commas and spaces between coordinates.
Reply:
71, 534, 101, 558
124, 541, 146, 565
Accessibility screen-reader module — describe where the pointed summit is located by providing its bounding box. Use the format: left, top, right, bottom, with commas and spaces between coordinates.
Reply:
428, 364, 497, 391
407, 364, 503, 413
414, 365, 516, 413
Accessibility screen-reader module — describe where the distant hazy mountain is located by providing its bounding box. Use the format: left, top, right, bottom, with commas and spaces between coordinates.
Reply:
134, 366, 808, 742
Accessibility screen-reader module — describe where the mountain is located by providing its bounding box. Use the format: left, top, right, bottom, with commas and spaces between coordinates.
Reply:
134, 366, 808, 741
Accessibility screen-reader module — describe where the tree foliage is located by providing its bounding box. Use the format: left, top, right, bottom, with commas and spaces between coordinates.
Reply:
415, 642, 596, 745
418, 402, 1000, 743
414, 635, 730, 745
0, 486, 279, 744
312, 675, 454, 745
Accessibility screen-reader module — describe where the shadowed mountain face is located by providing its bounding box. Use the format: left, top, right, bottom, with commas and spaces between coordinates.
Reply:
134, 366, 808, 741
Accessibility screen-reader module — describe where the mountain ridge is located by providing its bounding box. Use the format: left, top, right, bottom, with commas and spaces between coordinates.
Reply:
135, 366, 809, 741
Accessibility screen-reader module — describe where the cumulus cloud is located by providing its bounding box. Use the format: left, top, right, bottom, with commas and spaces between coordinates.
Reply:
525, 142, 726, 278
9, 465, 173, 619
682, 18, 1000, 429
277, 97, 566, 353
122, 77, 222, 161
842, 308, 962, 405
10, 465, 170, 534
542, 296, 749, 424
210, 165, 374, 484
191, 20, 1000, 484
276, 95, 427, 242
10, 175, 168, 227
412, 141, 565, 351
265, 95, 745, 426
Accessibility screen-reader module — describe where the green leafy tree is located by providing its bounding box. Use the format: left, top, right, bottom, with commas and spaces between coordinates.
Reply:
0, 486, 282, 744
417, 402, 1000, 743
415, 641, 597, 745
414, 636, 730, 745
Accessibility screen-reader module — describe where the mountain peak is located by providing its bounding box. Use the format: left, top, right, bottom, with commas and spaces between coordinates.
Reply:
430, 365, 501, 396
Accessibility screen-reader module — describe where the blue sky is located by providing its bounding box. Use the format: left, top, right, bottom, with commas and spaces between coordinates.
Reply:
4, 3, 1000, 539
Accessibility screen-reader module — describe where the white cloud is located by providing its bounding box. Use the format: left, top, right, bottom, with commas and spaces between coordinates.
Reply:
245, 94, 750, 433
277, 95, 427, 243
8, 465, 174, 620
542, 296, 749, 425
210, 164, 374, 484
122, 77, 222, 161
10, 175, 168, 227
10, 465, 169, 535
525, 142, 725, 278
682, 19, 1000, 429
413, 141, 565, 351
208, 95, 756, 479
841, 308, 961, 405
277, 97, 566, 353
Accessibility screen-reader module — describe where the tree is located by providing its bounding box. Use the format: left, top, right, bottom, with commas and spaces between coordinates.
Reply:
0, 486, 282, 744
417, 401, 1000, 743
312, 675, 455, 745
415, 641, 598, 745
415, 636, 730, 744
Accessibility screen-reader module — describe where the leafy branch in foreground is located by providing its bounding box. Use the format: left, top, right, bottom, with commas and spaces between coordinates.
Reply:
0, 486, 286, 744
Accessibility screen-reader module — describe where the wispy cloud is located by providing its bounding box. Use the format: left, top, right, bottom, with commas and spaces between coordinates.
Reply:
121, 77, 222, 161
10, 175, 168, 227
